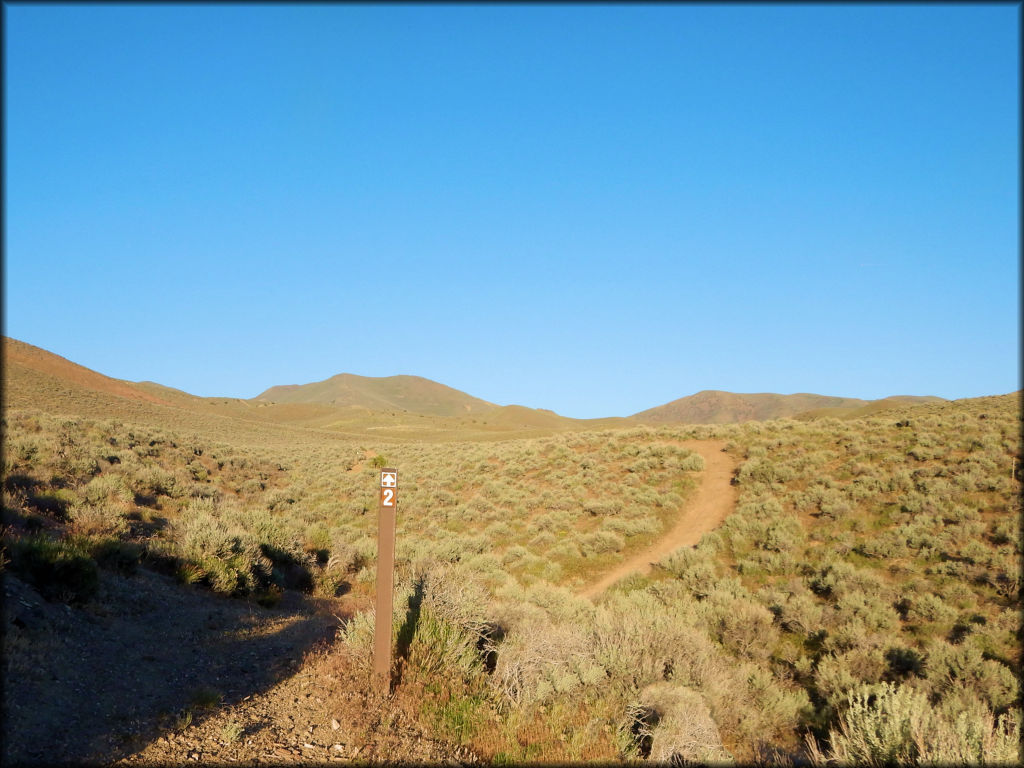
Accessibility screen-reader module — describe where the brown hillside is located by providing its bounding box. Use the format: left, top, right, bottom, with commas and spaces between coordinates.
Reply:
1, 338, 582, 442
3, 337, 173, 407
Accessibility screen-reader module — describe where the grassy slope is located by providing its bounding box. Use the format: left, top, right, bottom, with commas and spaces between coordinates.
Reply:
795, 395, 951, 420
634, 389, 945, 424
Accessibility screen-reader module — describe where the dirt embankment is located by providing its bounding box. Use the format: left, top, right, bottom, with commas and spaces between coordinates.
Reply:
2, 569, 342, 765
580, 439, 738, 599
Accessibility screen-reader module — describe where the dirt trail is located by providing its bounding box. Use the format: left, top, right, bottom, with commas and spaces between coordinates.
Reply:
580, 440, 737, 599
346, 448, 378, 474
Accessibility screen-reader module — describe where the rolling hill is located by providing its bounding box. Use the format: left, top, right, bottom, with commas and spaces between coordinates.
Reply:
3, 337, 176, 407
5, 337, 943, 431
452, 404, 632, 431
794, 394, 948, 420
632, 389, 944, 424
2, 338, 598, 440
254, 373, 496, 418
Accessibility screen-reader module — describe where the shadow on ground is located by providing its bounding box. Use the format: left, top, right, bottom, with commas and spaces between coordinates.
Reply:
391, 575, 426, 691
2, 567, 340, 765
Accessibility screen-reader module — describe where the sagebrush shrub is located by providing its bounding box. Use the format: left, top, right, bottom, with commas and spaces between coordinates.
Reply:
702, 592, 779, 661
926, 641, 1019, 713
629, 683, 732, 763
816, 681, 1021, 766
173, 500, 273, 595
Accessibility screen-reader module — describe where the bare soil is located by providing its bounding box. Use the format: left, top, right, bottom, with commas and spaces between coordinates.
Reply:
2, 565, 474, 766
2, 567, 339, 765
579, 440, 738, 599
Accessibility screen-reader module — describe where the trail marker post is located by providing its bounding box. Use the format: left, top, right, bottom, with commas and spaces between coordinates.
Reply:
374, 468, 398, 689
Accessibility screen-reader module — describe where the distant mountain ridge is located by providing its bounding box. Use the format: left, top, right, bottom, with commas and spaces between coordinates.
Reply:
632, 390, 945, 424
4, 337, 945, 427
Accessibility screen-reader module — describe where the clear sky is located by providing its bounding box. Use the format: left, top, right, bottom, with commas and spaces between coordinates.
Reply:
4, 4, 1019, 418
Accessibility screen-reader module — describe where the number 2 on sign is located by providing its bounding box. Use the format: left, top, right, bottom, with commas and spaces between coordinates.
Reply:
382, 488, 395, 507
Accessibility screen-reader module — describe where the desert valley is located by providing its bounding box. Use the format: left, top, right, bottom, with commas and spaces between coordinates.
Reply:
2, 336, 1020, 765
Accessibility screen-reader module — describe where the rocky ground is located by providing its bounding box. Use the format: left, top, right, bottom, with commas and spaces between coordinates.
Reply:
3, 567, 476, 765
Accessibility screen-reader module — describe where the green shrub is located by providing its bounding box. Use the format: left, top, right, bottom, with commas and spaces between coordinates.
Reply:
173, 500, 273, 595
375, 565, 496, 684
338, 607, 377, 663
738, 459, 794, 485
659, 547, 718, 597
407, 606, 484, 679
82, 474, 133, 506
834, 590, 899, 634
703, 594, 779, 661
67, 501, 130, 539
760, 516, 805, 553
927, 642, 1019, 713
806, 560, 883, 599
8, 534, 99, 603
772, 589, 824, 636
579, 530, 625, 557
132, 465, 184, 499
904, 593, 957, 625
814, 652, 861, 710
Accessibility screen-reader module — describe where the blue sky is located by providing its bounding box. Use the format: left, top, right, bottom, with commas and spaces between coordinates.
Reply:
4, 4, 1019, 418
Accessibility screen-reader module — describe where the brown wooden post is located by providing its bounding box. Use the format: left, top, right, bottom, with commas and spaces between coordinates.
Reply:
374, 468, 398, 689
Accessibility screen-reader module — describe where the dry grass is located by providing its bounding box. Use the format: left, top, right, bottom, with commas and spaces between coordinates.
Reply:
3, 346, 1020, 764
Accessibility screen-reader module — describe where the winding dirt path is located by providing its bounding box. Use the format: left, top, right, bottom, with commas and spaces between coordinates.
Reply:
346, 448, 378, 474
580, 440, 738, 599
